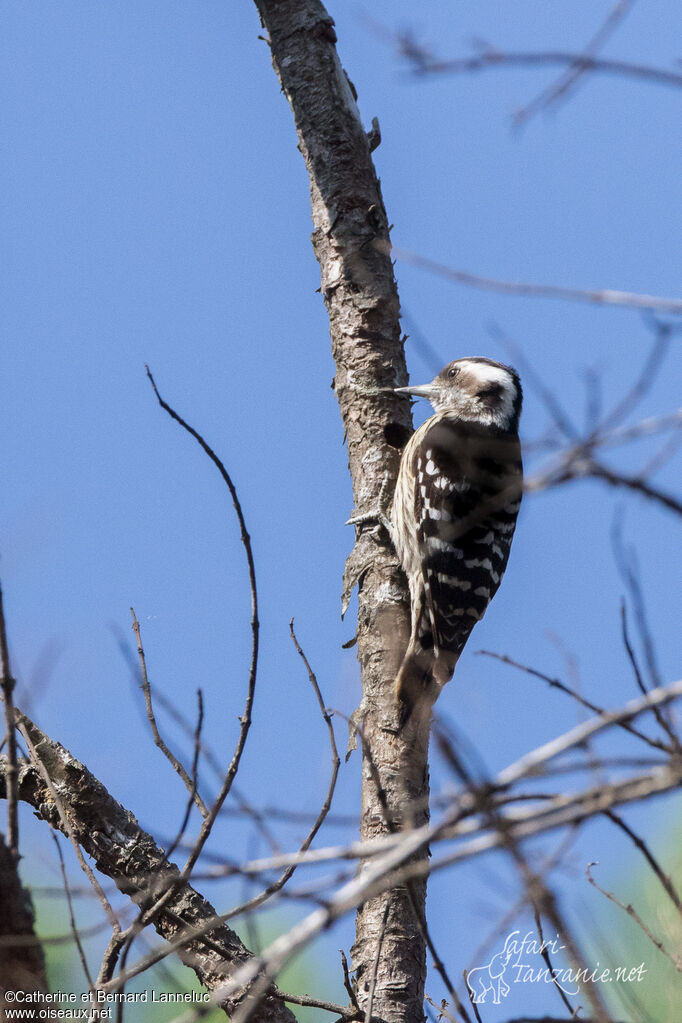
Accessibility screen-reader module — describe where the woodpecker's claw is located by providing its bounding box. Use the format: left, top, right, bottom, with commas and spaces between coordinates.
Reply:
345, 508, 392, 535
346, 475, 394, 536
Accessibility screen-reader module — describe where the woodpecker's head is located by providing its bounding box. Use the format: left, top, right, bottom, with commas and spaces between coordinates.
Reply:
395, 357, 522, 432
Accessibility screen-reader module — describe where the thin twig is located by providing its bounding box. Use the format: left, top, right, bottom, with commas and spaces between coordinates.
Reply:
132, 607, 209, 818
496, 678, 682, 787
120, 659, 281, 852
477, 650, 671, 753
620, 603, 679, 750
597, 320, 670, 434
404, 47, 682, 93
49, 828, 94, 989
116, 621, 344, 1023
213, 621, 342, 920
595, 409, 682, 450
467, 828, 579, 972
389, 244, 682, 315
435, 725, 610, 1023
514, 0, 637, 124
603, 808, 682, 915
532, 906, 575, 1016
611, 527, 664, 690
639, 426, 682, 479
146, 367, 259, 877
586, 861, 682, 970
340, 948, 360, 1014
277, 990, 360, 1018
488, 323, 579, 441
164, 688, 206, 865
463, 973, 484, 1023
588, 459, 682, 515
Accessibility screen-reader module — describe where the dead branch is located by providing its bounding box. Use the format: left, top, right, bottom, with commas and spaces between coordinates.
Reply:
145, 367, 259, 869
391, 245, 682, 314
434, 726, 611, 1023
131, 607, 209, 819
49, 829, 94, 990
398, 41, 682, 94
477, 650, 672, 753
586, 862, 682, 970
112, 369, 265, 999
602, 809, 682, 916
45, 670, 682, 1014
1, 711, 296, 1023
514, 0, 637, 123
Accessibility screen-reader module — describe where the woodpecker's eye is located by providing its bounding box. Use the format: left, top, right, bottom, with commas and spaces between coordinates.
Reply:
447, 367, 459, 380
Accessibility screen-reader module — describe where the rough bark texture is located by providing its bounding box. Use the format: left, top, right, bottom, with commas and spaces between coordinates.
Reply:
2, 714, 296, 1023
252, 2, 429, 1019
0, 832, 48, 1020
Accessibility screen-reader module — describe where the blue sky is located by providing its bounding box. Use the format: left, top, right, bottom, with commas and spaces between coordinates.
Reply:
2, 2, 681, 1019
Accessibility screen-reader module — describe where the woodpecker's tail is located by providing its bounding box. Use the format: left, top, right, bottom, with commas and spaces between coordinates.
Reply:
395, 643, 437, 727
395, 642, 458, 728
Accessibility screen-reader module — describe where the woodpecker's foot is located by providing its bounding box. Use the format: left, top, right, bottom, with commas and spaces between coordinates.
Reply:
346, 507, 392, 535
346, 475, 394, 537
343, 476, 397, 618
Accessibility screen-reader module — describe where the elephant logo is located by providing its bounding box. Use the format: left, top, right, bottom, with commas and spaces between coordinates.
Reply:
465, 945, 514, 1004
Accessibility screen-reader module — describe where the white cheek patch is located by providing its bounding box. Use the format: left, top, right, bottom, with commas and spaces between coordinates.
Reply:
459, 360, 516, 425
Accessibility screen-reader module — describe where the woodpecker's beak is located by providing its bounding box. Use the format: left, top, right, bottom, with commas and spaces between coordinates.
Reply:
394, 384, 438, 401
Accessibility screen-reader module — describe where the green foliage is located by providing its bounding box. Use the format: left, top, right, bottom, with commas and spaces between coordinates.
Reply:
588, 803, 682, 1023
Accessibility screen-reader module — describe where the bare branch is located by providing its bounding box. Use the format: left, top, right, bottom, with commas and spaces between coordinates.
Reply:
99, 623, 343, 1007
515, 0, 637, 123
340, 948, 359, 1014
532, 907, 575, 1017
597, 319, 671, 433
603, 809, 682, 916
391, 245, 682, 314
434, 726, 611, 1023
146, 366, 259, 870
17, 717, 121, 936
400, 43, 682, 93
496, 679, 682, 787
49, 829, 94, 990
586, 459, 682, 515
3, 712, 296, 1023
132, 607, 209, 819
586, 862, 682, 970
477, 650, 672, 753
619, 603, 679, 750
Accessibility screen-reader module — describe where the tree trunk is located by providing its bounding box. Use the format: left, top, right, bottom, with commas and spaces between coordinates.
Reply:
252, 2, 429, 1018
0, 833, 48, 1022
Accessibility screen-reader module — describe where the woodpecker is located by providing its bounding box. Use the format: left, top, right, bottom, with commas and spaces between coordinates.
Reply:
391, 357, 523, 721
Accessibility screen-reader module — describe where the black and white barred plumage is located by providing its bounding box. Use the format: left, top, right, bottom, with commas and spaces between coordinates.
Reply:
392, 357, 523, 720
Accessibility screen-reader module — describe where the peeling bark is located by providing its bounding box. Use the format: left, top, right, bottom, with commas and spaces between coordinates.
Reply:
252, 2, 429, 1019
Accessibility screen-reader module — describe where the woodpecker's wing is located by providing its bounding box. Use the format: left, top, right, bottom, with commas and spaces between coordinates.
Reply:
412, 416, 522, 659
